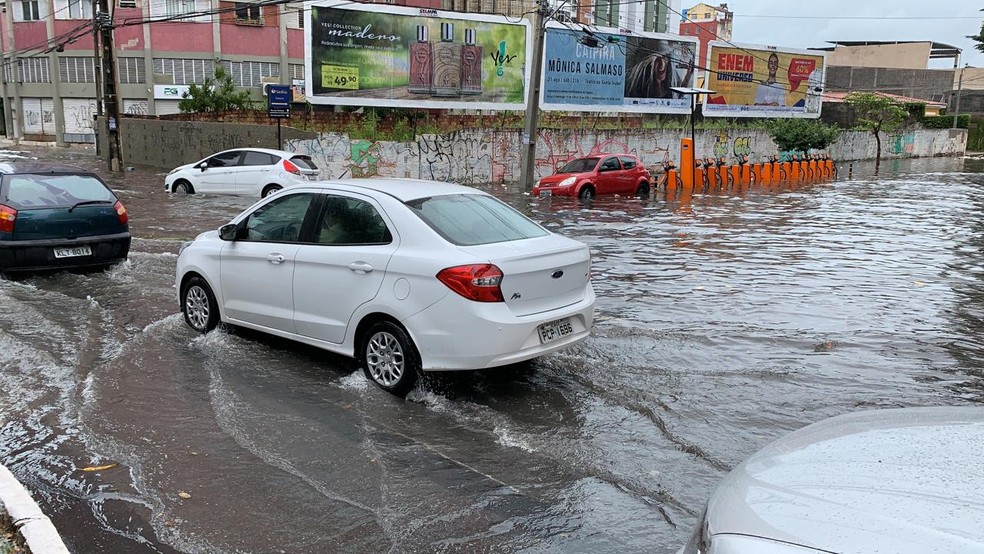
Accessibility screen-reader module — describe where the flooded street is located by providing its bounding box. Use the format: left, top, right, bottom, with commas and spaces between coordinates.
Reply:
1, 146, 983, 553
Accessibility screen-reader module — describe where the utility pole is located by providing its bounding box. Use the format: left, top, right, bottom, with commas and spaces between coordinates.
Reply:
96, 0, 123, 171
519, 0, 547, 191
92, 0, 104, 156
953, 64, 966, 130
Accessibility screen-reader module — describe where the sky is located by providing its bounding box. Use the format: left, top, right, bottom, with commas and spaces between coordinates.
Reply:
723, 0, 984, 69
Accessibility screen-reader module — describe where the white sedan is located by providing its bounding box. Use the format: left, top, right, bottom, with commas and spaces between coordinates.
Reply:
164, 147, 320, 197
175, 178, 595, 395
680, 406, 984, 554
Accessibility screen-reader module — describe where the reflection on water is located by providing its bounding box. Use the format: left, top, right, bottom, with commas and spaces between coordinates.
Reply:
1, 149, 983, 553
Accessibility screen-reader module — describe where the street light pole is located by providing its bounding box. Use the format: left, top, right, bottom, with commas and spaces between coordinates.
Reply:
953, 64, 966, 129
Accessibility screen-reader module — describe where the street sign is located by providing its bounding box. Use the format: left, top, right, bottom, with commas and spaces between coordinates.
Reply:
267, 84, 291, 118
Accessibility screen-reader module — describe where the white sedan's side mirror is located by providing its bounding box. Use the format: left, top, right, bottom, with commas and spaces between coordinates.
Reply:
219, 223, 239, 241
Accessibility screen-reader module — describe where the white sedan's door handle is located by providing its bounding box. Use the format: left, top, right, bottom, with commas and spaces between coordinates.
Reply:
348, 262, 373, 274
266, 253, 287, 264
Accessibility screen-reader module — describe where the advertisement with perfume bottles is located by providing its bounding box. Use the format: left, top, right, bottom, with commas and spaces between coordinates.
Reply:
305, 1, 530, 110
541, 23, 700, 114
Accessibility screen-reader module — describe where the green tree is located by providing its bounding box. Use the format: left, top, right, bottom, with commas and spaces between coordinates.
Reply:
765, 118, 841, 154
968, 9, 984, 54
178, 66, 253, 114
845, 92, 908, 172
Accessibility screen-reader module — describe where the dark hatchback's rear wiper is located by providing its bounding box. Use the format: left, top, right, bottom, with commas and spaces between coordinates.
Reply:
68, 200, 113, 212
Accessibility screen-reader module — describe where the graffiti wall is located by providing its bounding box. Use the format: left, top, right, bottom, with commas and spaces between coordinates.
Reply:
283, 128, 965, 185
116, 117, 967, 183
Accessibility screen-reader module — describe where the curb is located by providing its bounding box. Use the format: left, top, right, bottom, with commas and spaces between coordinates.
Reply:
0, 463, 70, 554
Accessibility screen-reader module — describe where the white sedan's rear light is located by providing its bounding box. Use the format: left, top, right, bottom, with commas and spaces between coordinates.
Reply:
436, 264, 504, 302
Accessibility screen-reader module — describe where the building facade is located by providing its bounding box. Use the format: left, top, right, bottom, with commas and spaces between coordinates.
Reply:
0, 0, 444, 144
679, 2, 731, 67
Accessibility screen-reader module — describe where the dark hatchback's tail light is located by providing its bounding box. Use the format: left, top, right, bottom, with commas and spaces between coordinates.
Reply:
0, 204, 17, 233
114, 201, 129, 225
436, 264, 504, 302
283, 159, 301, 175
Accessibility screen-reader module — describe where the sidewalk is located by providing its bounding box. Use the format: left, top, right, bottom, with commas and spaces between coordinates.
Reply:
0, 463, 69, 554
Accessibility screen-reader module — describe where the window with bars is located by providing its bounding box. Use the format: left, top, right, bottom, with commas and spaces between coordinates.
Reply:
19, 0, 41, 20
289, 64, 304, 80
118, 57, 146, 84
153, 58, 214, 84
2, 64, 14, 84
58, 57, 96, 83
234, 2, 262, 24
18, 58, 51, 83
63, 0, 93, 19
163, 0, 195, 17
221, 60, 278, 87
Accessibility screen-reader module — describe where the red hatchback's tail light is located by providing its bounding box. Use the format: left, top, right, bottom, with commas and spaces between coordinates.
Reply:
0, 204, 17, 233
283, 159, 301, 175
437, 264, 504, 303
113, 201, 129, 225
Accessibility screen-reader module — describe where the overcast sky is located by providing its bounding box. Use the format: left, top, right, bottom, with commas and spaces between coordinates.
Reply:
724, 1, 984, 69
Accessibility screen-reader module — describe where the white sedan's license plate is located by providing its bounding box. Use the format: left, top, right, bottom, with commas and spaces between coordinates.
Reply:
54, 245, 92, 258
538, 317, 574, 344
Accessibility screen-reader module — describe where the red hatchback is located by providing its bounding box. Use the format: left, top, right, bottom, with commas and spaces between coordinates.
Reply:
533, 154, 652, 199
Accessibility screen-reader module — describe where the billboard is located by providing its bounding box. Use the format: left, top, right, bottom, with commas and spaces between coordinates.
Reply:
305, 2, 530, 110
540, 24, 699, 114
702, 42, 825, 118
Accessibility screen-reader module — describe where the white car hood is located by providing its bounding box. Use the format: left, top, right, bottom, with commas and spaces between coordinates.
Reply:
708, 407, 984, 554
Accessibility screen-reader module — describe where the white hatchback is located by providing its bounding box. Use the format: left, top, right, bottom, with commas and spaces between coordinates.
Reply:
680, 406, 984, 554
175, 179, 595, 395
164, 147, 320, 198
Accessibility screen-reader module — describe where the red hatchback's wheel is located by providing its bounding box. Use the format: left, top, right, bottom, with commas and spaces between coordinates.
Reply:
578, 186, 595, 200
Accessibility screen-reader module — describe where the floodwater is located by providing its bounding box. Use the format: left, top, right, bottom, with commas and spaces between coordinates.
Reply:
1, 146, 982, 553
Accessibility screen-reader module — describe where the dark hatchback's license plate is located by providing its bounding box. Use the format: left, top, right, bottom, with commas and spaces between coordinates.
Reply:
54, 245, 92, 258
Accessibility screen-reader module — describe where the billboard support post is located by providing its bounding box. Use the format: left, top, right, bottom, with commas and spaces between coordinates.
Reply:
670, 87, 714, 192
519, 0, 547, 192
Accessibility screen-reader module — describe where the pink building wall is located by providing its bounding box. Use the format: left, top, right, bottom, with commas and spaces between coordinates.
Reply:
287, 29, 304, 59
53, 20, 96, 53
220, 26, 280, 57
150, 22, 215, 53
13, 21, 46, 51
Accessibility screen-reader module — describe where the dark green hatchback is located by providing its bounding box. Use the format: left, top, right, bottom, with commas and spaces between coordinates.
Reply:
0, 162, 130, 273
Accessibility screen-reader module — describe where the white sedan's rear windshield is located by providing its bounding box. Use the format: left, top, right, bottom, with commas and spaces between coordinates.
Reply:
406, 194, 548, 246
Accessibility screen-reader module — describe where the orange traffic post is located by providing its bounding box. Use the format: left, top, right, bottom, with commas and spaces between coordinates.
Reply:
665, 168, 679, 199
762, 161, 773, 185
680, 138, 695, 194
810, 156, 819, 180
782, 159, 792, 183
694, 163, 705, 193
825, 157, 834, 179
740, 157, 751, 185
730, 165, 742, 189
718, 160, 730, 190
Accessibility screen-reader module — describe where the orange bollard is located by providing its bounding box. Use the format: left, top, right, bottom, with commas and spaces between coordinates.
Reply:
730, 164, 742, 189
740, 155, 751, 185
680, 138, 695, 193
761, 160, 772, 185
824, 156, 834, 178
694, 163, 706, 192
666, 168, 679, 198
781, 160, 792, 182
704, 158, 717, 190
808, 155, 818, 180
790, 155, 801, 182
718, 158, 730, 190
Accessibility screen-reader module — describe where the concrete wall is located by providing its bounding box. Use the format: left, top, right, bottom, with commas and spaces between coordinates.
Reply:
102, 117, 317, 169
825, 43, 933, 70
826, 66, 955, 104
956, 91, 984, 116
114, 118, 966, 184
